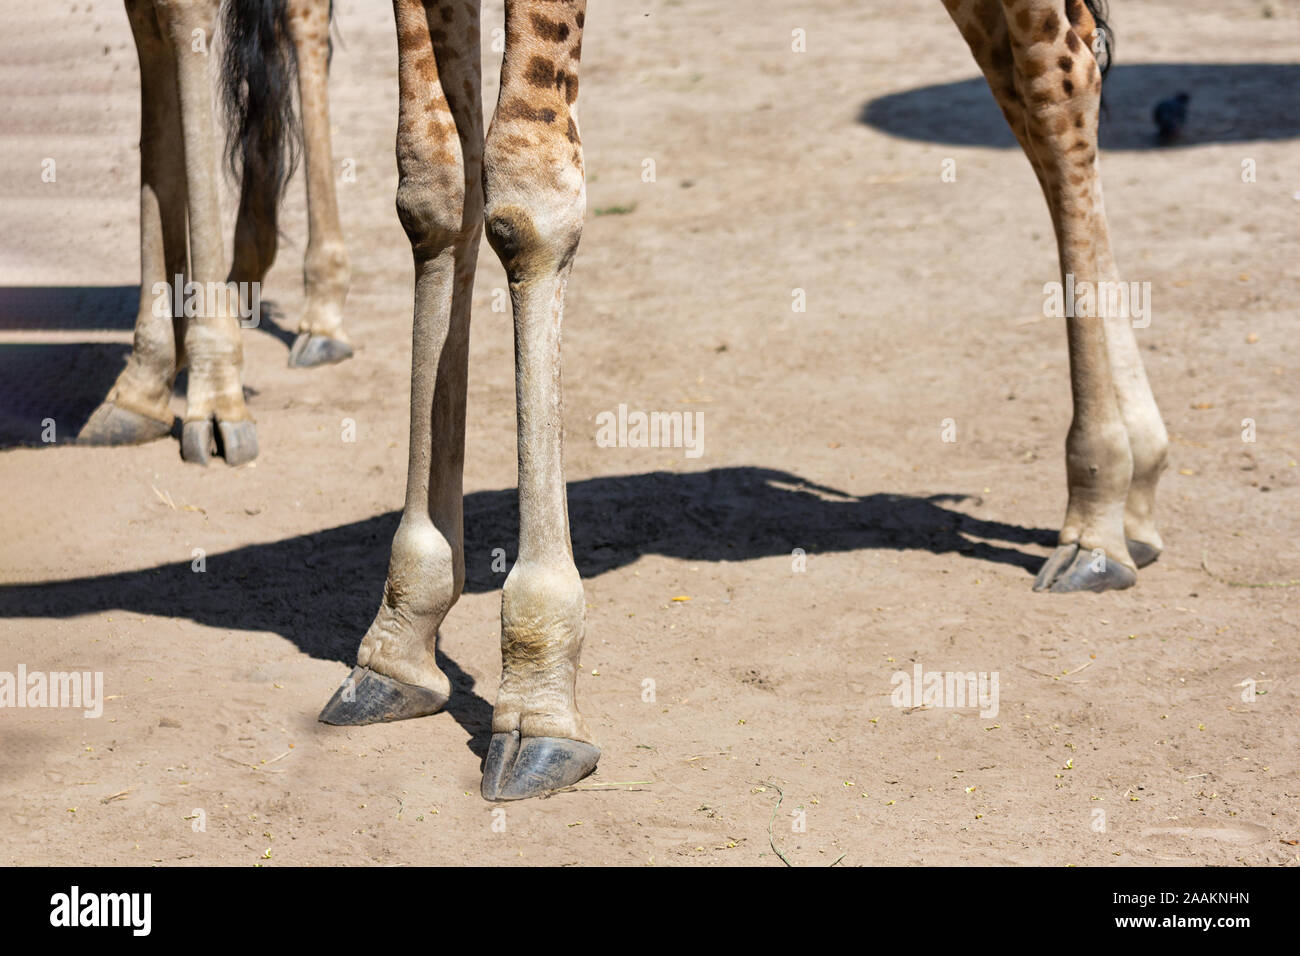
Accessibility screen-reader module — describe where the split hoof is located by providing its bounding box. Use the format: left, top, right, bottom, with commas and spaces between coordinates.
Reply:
1033, 543, 1137, 593
78, 402, 172, 446
181, 418, 258, 466
317, 665, 448, 725
1126, 538, 1162, 569
288, 332, 353, 368
481, 731, 600, 801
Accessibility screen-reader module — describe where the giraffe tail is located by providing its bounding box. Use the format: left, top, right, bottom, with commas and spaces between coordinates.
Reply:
220, 0, 303, 272
1080, 0, 1114, 78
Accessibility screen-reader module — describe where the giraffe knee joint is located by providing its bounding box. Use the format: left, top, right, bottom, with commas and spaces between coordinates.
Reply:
482, 142, 584, 278
483, 198, 583, 280
395, 176, 468, 258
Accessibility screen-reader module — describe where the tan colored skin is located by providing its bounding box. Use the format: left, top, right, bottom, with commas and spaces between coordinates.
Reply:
82, 0, 352, 461
287, 0, 351, 349
942, 0, 1168, 585
357, 0, 593, 744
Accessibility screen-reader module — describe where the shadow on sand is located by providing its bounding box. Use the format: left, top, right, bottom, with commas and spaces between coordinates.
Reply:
860, 62, 1300, 150
0, 466, 1056, 752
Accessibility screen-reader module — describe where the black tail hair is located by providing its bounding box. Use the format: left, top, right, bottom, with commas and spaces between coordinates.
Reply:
1082, 0, 1113, 79
220, 0, 301, 270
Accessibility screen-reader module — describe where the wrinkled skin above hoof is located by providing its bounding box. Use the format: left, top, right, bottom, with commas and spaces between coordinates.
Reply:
181, 418, 258, 466
318, 665, 448, 725
1126, 538, 1162, 569
1032, 543, 1138, 593
288, 332, 353, 368
481, 731, 600, 801
78, 402, 172, 446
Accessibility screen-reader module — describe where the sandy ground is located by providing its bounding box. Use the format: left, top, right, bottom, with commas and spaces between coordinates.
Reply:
0, 0, 1297, 866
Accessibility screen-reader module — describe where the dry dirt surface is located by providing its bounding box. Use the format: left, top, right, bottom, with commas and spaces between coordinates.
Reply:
1, 0, 1297, 866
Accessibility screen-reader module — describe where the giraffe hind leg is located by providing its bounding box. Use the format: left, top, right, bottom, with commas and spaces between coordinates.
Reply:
285, 0, 354, 368
80, 0, 184, 447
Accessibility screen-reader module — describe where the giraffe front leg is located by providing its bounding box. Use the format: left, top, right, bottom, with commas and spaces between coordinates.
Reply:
81, 0, 185, 447
478, 0, 598, 801
993, 1, 1137, 591
319, 0, 482, 725
285, 0, 353, 368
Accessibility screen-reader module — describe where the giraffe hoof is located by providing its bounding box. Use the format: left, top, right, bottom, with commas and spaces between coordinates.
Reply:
288, 332, 353, 368
1033, 544, 1137, 593
181, 419, 214, 465
217, 420, 259, 466
480, 731, 600, 801
1126, 538, 1162, 569
78, 402, 172, 446
181, 418, 258, 465
317, 666, 448, 725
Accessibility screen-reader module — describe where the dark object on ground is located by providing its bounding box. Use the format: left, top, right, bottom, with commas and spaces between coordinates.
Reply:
1154, 92, 1191, 145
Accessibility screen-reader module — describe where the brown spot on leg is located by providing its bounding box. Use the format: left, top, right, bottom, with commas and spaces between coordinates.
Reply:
498, 98, 556, 125
525, 55, 555, 87
529, 13, 569, 43
1023, 56, 1049, 79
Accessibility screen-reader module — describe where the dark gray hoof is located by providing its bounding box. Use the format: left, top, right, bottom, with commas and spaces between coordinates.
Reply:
217, 420, 258, 466
480, 731, 600, 801
317, 665, 448, 726
1033, 543, 1137, 593
78, 402, 172, 446
181, 419, 213, 465
182, 418, 258, 466
1126, 538, 1161, 569
289, 332, 353, 368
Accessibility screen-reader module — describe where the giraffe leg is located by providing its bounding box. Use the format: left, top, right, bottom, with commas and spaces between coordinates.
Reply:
1098, 252, 1168, 567
319, 0, 482, 724
156, 0, 257, 465
950, 0, 1159, 591
1046, 3, 1168, 568
81, 0, 186, 446
1013, 2, 1142, 590
478, 0, 598, 801
284, 0, 353, 369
